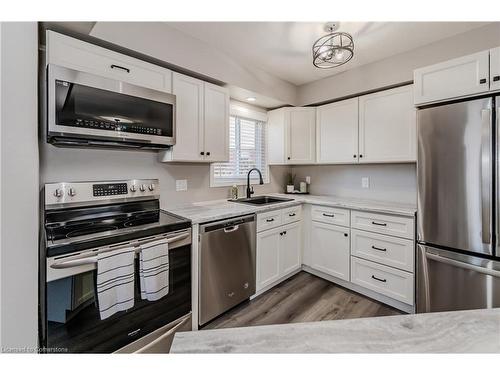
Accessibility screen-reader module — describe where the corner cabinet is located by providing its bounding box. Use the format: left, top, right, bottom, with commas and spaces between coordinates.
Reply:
268, 107, 316, 165
358, 85, 416, 163
160, 73, 229, 163
413, 50, 490, 105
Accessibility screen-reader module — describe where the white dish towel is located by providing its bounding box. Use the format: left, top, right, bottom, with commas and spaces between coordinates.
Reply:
139, 239, 170, 301
96, 247, 135, 320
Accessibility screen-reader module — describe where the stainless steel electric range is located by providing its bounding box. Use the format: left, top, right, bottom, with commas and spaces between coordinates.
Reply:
40, 179, 192, 353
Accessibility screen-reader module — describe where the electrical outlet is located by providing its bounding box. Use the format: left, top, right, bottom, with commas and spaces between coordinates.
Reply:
305, 176, 311, 184
176, 179, 187, 192
362, 177, 370, 189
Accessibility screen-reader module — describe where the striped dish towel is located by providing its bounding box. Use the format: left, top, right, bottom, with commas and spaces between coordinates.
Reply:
96, 247, 135, 320
139, 239, 170, 301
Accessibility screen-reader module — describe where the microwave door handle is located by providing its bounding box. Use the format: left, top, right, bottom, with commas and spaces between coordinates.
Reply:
480, 109, 492, 245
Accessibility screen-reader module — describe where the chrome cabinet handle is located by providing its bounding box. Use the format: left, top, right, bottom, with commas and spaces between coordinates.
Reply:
371, 275, 387, 283
110, 64, 130, 73
323, 213, 335, 218
371, 221, 387, 226
371, 245, 387, 252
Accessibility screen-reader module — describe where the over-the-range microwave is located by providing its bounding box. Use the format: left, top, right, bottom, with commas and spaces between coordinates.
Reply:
47, 64, 176, 149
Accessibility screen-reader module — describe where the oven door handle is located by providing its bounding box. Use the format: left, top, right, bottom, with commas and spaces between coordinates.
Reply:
50, 232, 190, 269
425, 252, 500, 278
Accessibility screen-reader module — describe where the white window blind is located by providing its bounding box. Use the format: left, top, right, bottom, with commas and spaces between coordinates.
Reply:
212, 114, 268, 186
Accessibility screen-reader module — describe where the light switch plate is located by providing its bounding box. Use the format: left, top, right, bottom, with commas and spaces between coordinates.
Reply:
176, 179, 187, 192
362, 177, 370, 189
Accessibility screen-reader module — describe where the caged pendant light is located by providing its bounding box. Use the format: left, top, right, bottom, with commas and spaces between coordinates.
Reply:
312, 22, 354, 69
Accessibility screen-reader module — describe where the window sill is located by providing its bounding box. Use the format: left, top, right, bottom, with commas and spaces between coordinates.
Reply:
210, 178, 271, 188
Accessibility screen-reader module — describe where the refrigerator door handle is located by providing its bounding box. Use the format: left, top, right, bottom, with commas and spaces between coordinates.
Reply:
480, 108, 492, 244
425, 251, 500, 278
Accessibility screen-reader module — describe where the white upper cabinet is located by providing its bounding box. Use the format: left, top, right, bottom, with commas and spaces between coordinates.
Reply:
203, 82, 230, 162
316, 98, 359, 163
164, 73, 204, 162
268, 107, 315, 164
490, 47, 500, 92
46, 31, 172, 93
359, 85, 416, 163
413, 50, 490, 105
160, 73, 229, 163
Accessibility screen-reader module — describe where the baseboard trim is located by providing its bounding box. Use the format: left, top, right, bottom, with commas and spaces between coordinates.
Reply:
251, 268, 302, 299
302, 265, 415, 314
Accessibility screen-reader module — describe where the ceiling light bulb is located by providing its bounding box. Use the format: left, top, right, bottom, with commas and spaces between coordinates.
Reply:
246, 97, 256, 102
334, 49, 345, 61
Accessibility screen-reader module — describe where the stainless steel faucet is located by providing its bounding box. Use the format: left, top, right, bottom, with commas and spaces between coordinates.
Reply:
246, 168, 264, 198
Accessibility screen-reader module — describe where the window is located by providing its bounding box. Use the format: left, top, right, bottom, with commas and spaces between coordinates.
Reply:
211, 112, 268, 187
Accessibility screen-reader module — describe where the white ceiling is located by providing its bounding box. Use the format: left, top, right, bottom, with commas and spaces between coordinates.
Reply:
168, 22, 490, 86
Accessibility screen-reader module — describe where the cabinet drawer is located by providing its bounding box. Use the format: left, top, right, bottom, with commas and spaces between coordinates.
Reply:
351, 230, 414, 272
257, 210, 283, 232
311, 205, 350, 227
351, 257, 414, 305
350, 210, 414, 239
47, 31, 171, 92
282, 205, 302, 224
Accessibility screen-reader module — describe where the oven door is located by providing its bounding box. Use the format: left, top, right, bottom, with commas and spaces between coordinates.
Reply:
42, 230, 191, 353
47, 64, 176, 148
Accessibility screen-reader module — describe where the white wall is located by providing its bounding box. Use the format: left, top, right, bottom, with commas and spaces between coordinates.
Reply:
90, 22, 298, 107
298, 23, 500, 105
292, 164, 417, 205
0, 22, 39, 350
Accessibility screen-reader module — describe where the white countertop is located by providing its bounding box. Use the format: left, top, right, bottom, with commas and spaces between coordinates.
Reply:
164, 194, 416, 224
170, 308, 500, 353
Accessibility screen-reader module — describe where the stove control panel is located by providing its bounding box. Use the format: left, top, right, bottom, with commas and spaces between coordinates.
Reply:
45, 179, 160, 208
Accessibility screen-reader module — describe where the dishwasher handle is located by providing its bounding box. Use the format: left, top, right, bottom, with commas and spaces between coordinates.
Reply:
200, 214, 255, 234
223, 225, 240, 233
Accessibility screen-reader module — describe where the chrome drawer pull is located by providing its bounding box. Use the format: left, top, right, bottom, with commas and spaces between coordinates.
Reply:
266, 218, 275, 222
371, 275, 387, 283
323, 213, 335, 218
371, 245, 387, 252
371, 221, 387, 226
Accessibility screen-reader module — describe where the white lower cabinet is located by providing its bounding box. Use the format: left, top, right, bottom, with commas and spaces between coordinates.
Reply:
310, 221, 350, 281
256, 209, 302, 293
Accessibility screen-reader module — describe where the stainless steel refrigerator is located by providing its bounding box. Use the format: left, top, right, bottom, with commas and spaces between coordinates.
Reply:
416, 96, 500, 313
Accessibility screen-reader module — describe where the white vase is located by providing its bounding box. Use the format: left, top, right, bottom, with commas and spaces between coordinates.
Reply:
286, 185, 294, 193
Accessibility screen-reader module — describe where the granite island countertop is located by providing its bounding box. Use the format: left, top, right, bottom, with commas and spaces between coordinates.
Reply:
170, 308, 500, 353
164, 194, 417, 224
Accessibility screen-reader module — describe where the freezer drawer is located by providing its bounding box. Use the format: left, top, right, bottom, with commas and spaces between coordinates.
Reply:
416, 244, 500, 313
199, 215, 256, 326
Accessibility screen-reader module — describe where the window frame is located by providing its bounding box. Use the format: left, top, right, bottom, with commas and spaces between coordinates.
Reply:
210, 104, 269, 188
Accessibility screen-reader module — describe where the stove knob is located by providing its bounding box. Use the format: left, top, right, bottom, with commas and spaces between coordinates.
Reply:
148, 184, 155, 191
53, 188, 64, 198
139, 184, 146, 192
130, 185, 137, 192
68, 188, 76, 197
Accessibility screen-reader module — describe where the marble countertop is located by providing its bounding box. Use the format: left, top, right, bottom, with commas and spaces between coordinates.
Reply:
171, 308, 500, 353
164, 193, 416, 224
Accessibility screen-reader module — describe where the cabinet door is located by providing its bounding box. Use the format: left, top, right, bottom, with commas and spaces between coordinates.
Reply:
280, 222, 301, 276
316, 98, 359, 163
256, 228, 281, 291
203, 82, 229, 162
310, 221, 350, 281
413, 50, 490, 105
359, 85, 416, 163
267, 108, 286, 164
285, 108, 316, 164
490, 47, 500, 92
169, 73, 204, 161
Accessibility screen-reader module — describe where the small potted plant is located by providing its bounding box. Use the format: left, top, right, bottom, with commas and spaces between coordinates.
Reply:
286, 173, 296, 193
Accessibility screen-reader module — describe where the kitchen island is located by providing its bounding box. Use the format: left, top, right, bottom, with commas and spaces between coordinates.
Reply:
170, 308, 500, 353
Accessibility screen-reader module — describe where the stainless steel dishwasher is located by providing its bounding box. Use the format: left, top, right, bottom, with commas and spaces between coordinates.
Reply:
199, 214, 256, 326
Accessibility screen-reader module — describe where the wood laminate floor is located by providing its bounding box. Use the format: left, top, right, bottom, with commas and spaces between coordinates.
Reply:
203, 271, 403, 330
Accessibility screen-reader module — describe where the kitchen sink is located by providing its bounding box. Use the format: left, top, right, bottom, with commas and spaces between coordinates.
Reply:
230, 196, 294, 206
